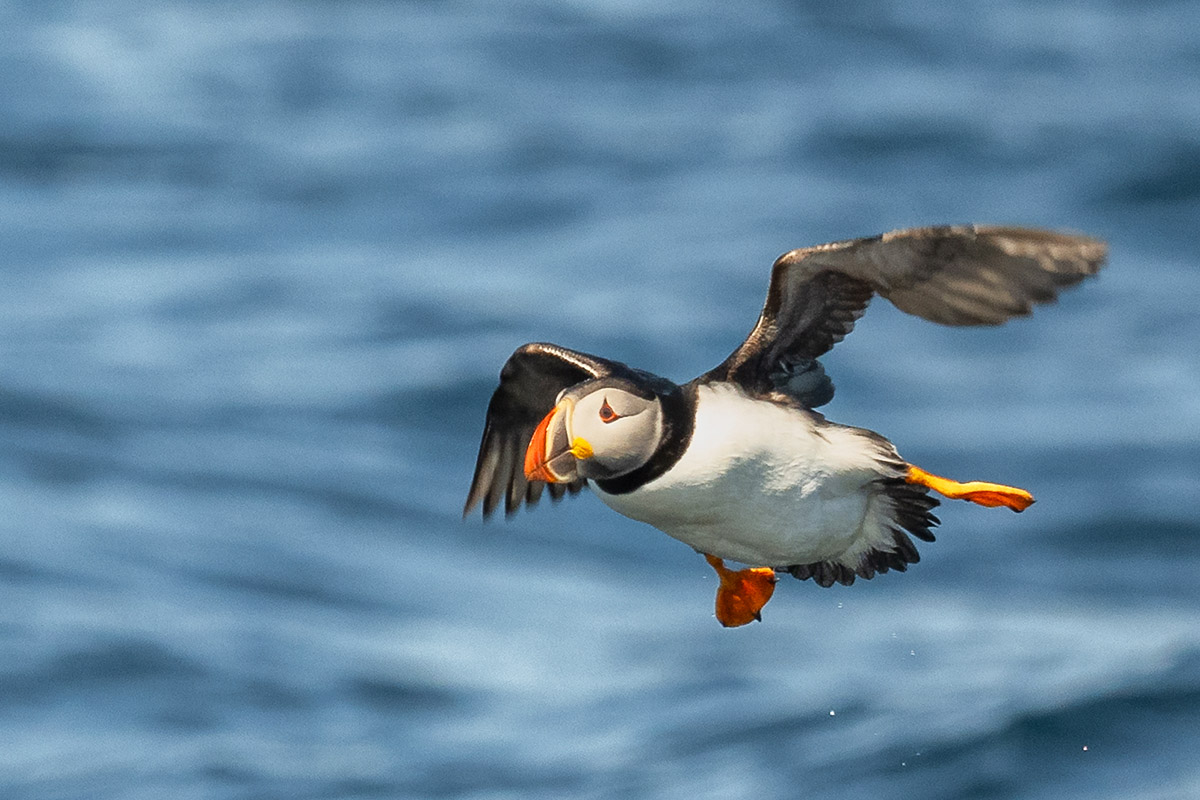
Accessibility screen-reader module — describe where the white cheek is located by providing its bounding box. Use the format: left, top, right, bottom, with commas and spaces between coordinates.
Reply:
577, 416, 602, 444
572, 411, 615, 454
605, 413, 659, 468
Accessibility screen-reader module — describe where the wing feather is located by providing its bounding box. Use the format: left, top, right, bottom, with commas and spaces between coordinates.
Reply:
705, 224, 1106, 400
464, 342, 627, 518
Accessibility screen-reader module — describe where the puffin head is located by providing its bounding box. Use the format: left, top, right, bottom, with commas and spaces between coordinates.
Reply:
524, 378, 664, 484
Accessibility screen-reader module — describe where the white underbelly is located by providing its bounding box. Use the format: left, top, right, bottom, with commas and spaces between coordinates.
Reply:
594, 384, 893, 566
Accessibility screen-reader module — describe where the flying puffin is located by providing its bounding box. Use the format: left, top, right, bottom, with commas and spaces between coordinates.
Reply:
464, 225, 1106, 626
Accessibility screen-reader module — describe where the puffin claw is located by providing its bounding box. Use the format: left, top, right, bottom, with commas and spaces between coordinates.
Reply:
703, 553, 777, 627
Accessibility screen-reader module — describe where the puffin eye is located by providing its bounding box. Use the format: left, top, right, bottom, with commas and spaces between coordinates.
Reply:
598, 398, 620, 424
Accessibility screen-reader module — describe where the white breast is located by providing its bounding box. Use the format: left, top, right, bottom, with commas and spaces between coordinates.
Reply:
594, 383, 897, 567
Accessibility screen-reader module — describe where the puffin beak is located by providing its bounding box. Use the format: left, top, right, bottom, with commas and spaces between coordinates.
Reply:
524, 399, 593, 483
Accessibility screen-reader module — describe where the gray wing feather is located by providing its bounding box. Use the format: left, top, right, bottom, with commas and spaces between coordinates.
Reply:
705, 224, 1106, 401
865, 225, 1107, 325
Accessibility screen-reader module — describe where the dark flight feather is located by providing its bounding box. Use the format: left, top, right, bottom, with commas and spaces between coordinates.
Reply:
464, 343, 634, 518
702, 225, 1106, 405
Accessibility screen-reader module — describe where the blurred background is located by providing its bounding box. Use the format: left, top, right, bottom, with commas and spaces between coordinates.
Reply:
3, 1, 1198, 798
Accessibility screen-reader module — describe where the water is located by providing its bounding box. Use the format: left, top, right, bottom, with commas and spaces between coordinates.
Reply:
3, 2, 1199, 798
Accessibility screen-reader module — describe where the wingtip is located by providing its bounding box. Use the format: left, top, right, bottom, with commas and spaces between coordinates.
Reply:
462, 487, 488, 520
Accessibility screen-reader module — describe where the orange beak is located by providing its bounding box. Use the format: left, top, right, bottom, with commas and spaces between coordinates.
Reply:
524, 401, 577, 483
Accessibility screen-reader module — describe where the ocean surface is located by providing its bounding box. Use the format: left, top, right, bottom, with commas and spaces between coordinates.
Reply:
3, 2, 1199, 798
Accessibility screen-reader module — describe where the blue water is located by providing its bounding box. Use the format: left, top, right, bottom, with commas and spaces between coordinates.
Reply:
3, 2, 1199, 798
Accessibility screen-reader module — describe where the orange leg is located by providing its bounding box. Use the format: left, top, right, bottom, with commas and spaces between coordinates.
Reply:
704, 554, 777, 627
906, 464, 1034, 512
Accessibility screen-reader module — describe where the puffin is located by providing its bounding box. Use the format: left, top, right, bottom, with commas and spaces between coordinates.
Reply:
464, 225, 1106, 626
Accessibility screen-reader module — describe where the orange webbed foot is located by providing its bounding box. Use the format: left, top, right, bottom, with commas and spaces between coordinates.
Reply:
704, 554, 777, 627
906, 464, 1034, 512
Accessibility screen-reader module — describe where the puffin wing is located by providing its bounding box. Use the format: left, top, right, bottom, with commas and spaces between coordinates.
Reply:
707, 225, 1107, 401
464, 342, 628, 518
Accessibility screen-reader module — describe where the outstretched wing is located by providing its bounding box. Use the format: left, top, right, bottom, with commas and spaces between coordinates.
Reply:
464, 342, 630, 518
704, 225, 1107, 401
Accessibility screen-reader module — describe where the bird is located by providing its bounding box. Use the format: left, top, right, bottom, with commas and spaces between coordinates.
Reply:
463, 224, 1106, 626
